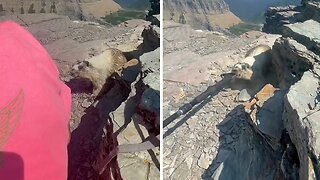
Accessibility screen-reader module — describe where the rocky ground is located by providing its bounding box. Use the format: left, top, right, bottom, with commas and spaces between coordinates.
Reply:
163, 20, 279, 179
163, 1, 320, 178
0, 13, 159, 179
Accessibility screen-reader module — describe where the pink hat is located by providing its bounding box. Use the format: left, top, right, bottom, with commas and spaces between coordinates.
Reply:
0, 21, 71, 180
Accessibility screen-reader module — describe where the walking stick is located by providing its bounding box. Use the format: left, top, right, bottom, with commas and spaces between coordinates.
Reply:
163, 73, 233, 128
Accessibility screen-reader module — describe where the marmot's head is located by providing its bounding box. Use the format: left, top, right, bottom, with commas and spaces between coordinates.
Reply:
70, 60, 106, 96
71, 61, 88, 76
231, 63, 253, 81
70, 61, 101, 86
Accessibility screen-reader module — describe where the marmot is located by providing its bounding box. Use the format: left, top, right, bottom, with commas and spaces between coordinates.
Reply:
231, 44, 272, 82
230, 45, 278, 96
71, 48, 128, 97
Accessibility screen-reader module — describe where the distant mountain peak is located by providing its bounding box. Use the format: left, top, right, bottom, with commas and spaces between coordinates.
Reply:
163, 0, 241, 30
164, 0, 230, 14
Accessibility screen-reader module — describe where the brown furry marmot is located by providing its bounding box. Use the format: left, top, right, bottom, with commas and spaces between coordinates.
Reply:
231, 44, 272, 82
71, 48, 128, 97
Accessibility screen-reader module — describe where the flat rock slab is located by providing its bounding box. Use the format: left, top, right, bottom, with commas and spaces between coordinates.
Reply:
164, 24, 204, 42
164, 50, 209, 86
140, 47, 161, 91
307, 111, 320, 156
114, 105, 160, 180
283, 19, 320, 54
164, 50, 233, 86
286, 71, 318, 118
118, 153, 159, 180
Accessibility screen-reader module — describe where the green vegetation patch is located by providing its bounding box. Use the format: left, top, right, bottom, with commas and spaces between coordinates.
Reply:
103, 10, 146, 25
228, 23, 261, 36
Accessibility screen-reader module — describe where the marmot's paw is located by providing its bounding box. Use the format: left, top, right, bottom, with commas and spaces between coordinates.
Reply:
115, 58, 140, 74
124, 58, 139, 68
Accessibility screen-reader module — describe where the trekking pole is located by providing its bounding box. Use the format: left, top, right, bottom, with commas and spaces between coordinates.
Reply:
163, 73, 233, 128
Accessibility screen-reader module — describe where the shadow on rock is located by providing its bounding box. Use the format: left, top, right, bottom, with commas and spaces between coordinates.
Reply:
201, 105, 283, 180
67, 79, 131, 180
67, 25, 160, 177
115, 77, 160, 170
163, 77, 230, 138
123, 25, 160, 60
65, 77, 94, 94
164, 96, 213, 138
133, 115, 160, 170
123, 42, 158, 61
115, 78, 145, 136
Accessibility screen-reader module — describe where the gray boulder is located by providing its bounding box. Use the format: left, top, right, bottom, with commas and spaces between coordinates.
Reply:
283, 71, 320, 180
303, 1, 320, 22
263, 2, 320, 35
141, 25, 160, 52
272, 37, 317, 89
282, 19, 320, 55
139, 88, 160, 117
140, 47, 160, 92
147, 14, 160, 27
138, 47, 160, 120
262, 6, 304, 34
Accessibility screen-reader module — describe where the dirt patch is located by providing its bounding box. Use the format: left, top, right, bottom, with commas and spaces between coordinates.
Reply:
209, 11, 242, 29
80, 0, 121, 18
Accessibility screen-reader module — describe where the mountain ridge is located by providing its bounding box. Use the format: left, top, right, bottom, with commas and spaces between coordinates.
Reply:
163, 0, 241, 30
0, 0, 121, 21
